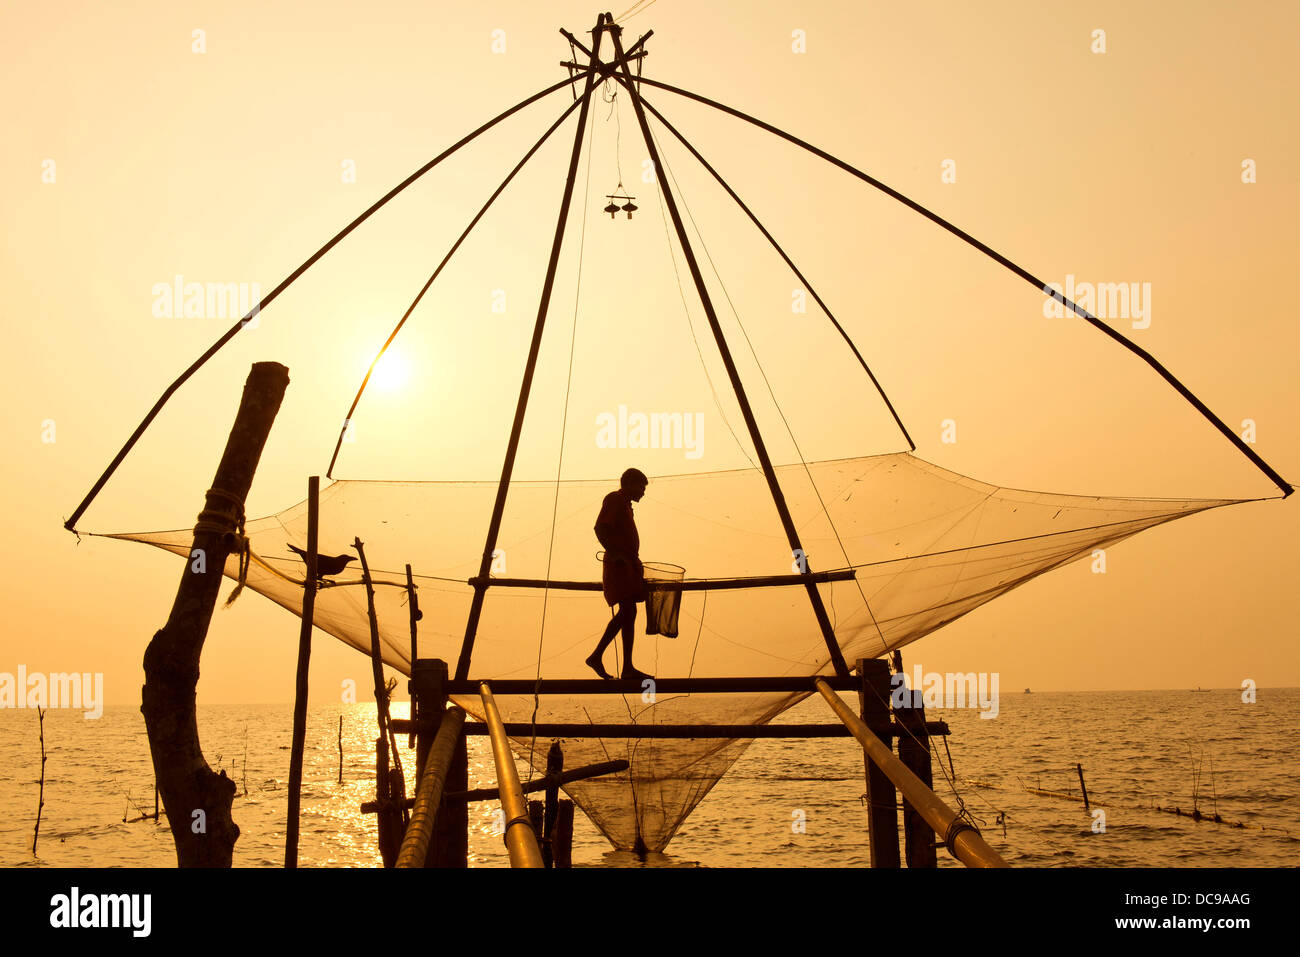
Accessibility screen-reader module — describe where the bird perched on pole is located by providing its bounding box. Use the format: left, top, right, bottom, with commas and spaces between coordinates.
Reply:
287, 543, 355, 582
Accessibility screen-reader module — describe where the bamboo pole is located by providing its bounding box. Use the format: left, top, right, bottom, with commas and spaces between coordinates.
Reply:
610, 24, 849, 677
391, 719, 947, 738
436, 675, 863, 695
395, 706, 466, 868
141, 361, 289, 867
479, 683, 545, 868
285, 474, 319, 868
454, 14, 607, 681
815, 678, 1008, 869
466, 569, 856, 592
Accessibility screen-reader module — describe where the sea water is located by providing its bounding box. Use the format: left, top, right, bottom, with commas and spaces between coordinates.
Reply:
2, 689, 1296, 868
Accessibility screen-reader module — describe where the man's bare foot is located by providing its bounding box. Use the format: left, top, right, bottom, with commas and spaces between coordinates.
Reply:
586, 653, 613, 680
622, 666, 652, 682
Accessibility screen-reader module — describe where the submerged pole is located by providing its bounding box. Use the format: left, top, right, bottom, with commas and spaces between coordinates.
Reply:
285, 474, 319, 868
858, 659, 899, 868
141, 361, 289, 867
890, 653, 937, 868
816, 676, 1008, 869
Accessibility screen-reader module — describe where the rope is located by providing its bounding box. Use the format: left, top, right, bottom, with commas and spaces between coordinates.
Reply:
650, 138, 757, 469
616, 0, 659, 23
192, 487, 251, 607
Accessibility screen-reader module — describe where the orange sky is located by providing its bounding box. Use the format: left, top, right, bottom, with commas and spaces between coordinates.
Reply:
2, 0, 1297, 705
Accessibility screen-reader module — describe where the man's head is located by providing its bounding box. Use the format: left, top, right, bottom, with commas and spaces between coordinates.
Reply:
620, 467, 649, 501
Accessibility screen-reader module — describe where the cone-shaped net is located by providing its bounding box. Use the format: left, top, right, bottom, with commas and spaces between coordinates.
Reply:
106, 452, 1237, 851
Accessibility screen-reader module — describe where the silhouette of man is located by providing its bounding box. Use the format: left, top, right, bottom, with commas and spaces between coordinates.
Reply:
586, 467, 651, 681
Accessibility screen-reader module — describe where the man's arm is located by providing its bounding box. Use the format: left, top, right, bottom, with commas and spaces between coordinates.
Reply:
595, 496, 637, 559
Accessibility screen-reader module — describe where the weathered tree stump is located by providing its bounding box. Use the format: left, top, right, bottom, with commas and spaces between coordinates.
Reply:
141, 361, 289, 867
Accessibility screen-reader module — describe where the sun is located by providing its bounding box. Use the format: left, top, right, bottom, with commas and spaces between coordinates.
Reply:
371, 347, 410, 391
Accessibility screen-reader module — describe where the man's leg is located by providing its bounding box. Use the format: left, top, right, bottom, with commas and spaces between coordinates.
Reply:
586, 608, 622, 679
620, 602, 650, 681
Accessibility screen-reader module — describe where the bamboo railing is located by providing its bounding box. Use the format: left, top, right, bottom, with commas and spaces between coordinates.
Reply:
479, 683, 545, 868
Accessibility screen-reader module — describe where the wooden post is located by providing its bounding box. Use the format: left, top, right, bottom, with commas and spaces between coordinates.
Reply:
891, 652, 937, 868
858, 657, 900, 868
542, 741, 563, 867
411, 659, 468, 867
285, 475, 319, 868
337, 715, 343, 785
528, 799, 545, 848
395, 707, 467, 868
355, 538, 408, 849
141, 361, 288, 867
1077, 763, 1091, 813
376, 734, 399, 867
553, 800, 575, 868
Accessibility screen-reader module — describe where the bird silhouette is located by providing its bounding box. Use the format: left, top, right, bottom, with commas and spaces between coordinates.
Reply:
287, 543, 354, 580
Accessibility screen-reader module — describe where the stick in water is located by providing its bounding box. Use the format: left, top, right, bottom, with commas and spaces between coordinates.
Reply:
33, 707, 46, 855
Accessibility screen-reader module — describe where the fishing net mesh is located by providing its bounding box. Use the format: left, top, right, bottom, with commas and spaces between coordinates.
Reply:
106, 452, 1237, 851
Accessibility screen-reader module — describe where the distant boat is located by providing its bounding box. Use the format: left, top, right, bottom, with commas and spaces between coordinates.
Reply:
1192, 687, 1211, 693
1024, 688, 1032, 694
